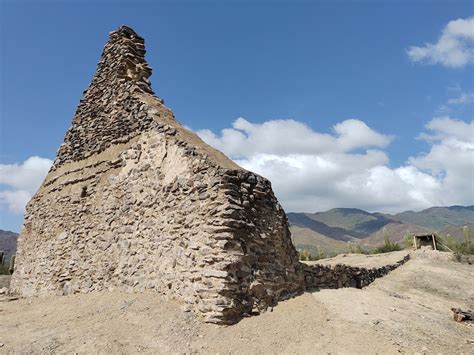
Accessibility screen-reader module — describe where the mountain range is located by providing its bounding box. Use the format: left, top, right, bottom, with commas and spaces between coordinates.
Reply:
289, 205, 474, 256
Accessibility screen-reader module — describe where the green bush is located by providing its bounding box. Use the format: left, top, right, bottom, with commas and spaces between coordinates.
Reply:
298, 249, 311, 261
315, 245, 327, 260
441, 227, 474, 255
437, 227, 473, 263
404, 232, 414, 248
453, 226, 474, 258
347, 243, 369, 254
374, 243, 402, 253
298, 247, 327, 261
374, 228, 402, 253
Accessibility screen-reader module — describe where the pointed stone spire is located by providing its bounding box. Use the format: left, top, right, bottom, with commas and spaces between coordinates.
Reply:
55, 25, 161, 167
102, 25, 154, 95
12, 26, 308, 325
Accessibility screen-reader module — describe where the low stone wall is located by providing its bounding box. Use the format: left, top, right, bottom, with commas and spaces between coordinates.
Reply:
302, 254, 410, 290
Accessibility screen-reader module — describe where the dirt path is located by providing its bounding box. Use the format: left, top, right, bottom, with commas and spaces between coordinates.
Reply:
1, 254, 472, 354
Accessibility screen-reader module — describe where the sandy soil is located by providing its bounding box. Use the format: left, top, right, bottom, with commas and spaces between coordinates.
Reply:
1, 253, 473, 354
0, 276, 10, 289
306, 250, 410, 268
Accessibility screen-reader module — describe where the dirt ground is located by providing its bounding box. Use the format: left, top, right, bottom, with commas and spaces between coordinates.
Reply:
0, 276, 10, 289
1, 252, 473, 354
306, 250, 410, 268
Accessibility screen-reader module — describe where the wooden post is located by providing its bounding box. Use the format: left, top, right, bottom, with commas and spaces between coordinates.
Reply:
432, 234, 437, 250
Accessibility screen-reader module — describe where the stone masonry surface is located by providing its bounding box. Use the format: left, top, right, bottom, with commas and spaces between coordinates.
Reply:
55, 26, 158, 166
11, 26, 304, 324
11, 26, 410, 324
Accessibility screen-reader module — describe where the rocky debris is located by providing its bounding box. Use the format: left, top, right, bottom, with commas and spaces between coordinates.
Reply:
451, 308, 474, 323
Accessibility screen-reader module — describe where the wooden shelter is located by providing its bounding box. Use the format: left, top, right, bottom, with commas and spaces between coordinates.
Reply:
413, 233, 439, 250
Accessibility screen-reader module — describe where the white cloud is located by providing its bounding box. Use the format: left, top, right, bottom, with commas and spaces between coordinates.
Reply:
436, 90, 474, 114
409, 117, 474, 203
407, 17, 474, 68
0, 156, 52, 214
447, 92, 474, 105
197, 116, 474, 213
198, 117, 392, 159
333, 119, 392, 151
418, 116, 474, 145
0, 190, 32, 214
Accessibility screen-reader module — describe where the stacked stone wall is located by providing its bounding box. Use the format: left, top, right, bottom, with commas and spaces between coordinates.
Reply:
302, 254, 410, 290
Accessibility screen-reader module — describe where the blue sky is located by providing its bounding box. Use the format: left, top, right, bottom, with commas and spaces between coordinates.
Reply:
1, 0, 473, 232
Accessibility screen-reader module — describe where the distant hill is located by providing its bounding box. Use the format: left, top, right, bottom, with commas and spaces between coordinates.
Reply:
0, 229, 19, 256
388, 206, 474, 231
287, 213, 357, 241
289, 205, 474, 254
360, 222, 431, 246
288, 208, 403, 242
290, 225, 349, 256
439, 222, 474, 242
306, 208, 393, 236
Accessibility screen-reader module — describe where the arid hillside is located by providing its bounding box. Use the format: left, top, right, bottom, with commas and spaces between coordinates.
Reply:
1, 251, 472, 354
289, 225, 349, 256
289, 205, 474, 254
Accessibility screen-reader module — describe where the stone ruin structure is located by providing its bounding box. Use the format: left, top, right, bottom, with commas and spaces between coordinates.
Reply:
11, 26, 304, 323
11, 26, 409, 324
